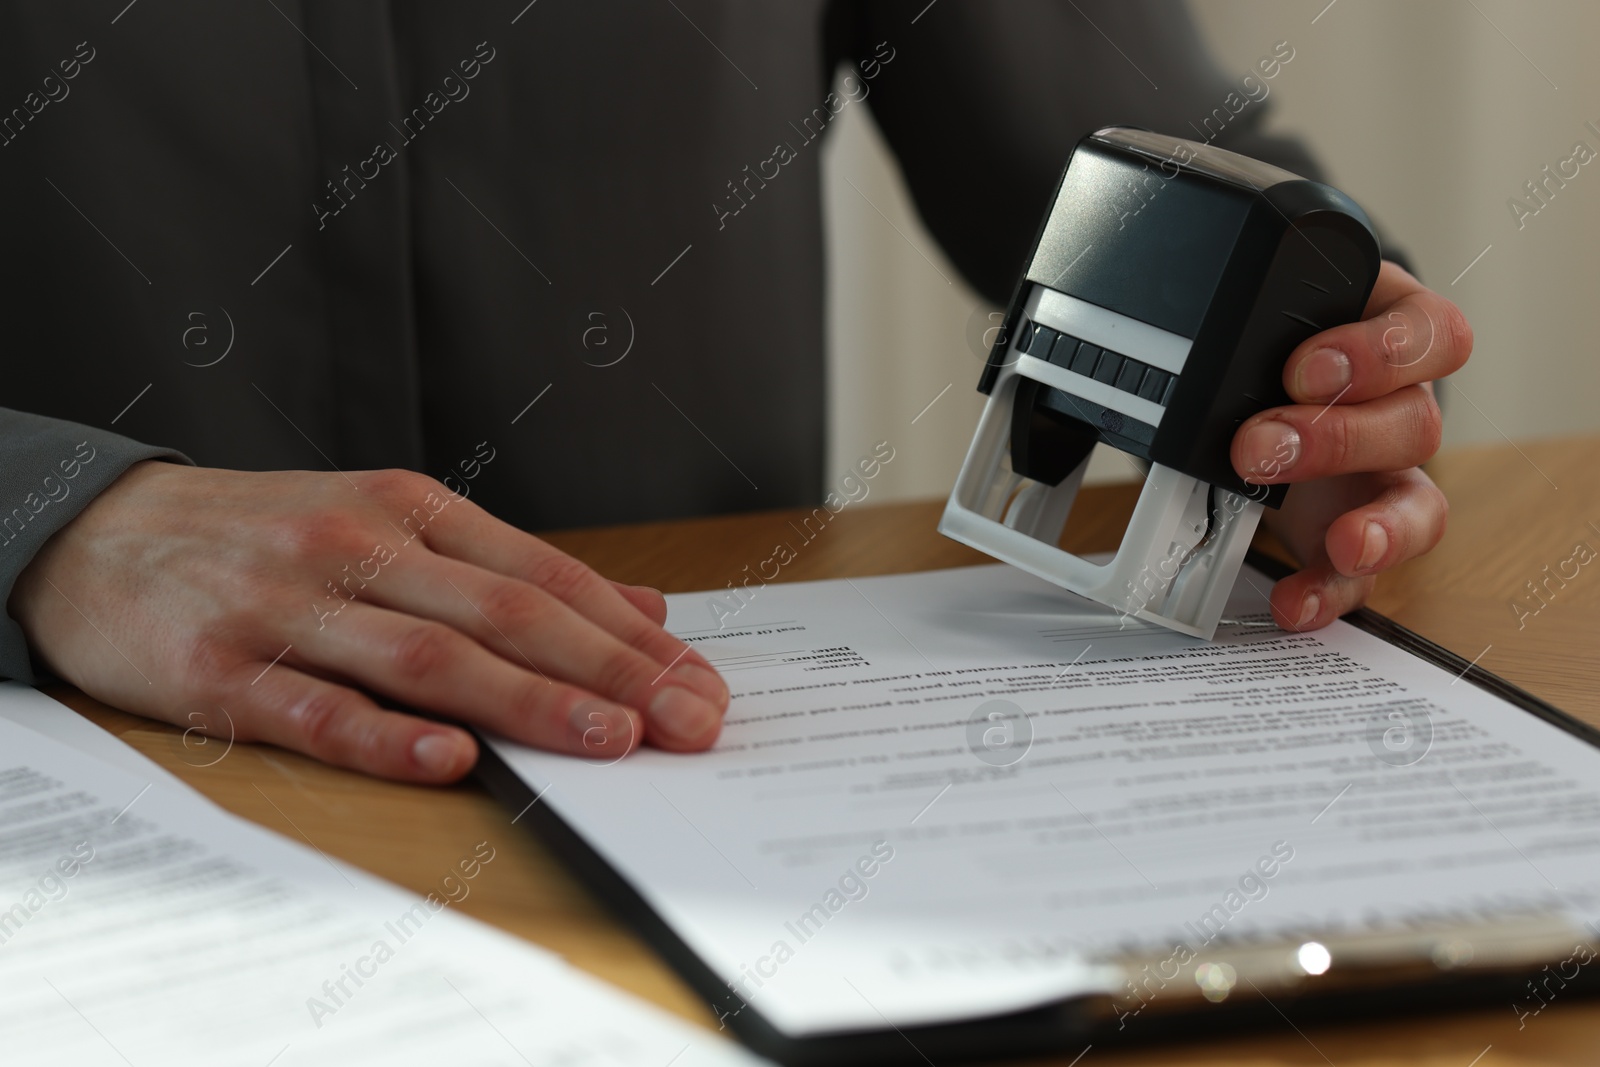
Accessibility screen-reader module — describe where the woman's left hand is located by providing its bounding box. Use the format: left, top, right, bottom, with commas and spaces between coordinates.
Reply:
1231, 260, 1472, 629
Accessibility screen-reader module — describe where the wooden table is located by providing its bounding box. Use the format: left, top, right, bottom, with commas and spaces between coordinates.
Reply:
56, 436, 1600, 1066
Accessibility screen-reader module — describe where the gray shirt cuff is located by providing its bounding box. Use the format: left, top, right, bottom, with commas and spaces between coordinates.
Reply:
0, 407, 192, 684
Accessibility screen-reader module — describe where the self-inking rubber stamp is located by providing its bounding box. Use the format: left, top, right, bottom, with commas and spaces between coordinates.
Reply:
940, 127, 1381, 638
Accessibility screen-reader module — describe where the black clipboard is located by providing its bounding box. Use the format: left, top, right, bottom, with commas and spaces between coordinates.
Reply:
472, 552, 1600, 1065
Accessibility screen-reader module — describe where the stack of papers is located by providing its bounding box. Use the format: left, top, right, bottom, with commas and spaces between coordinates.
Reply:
0, 682, 767, 1066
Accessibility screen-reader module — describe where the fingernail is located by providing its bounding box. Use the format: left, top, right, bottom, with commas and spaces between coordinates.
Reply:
1295, 593, 1321, 630
570, 699, 637, 756
413, 733, 467, 776
1357, 522, 1388, 572
1294, 347, 1351, 402
1240, 419, 1301, 482
649, 686, 721, 745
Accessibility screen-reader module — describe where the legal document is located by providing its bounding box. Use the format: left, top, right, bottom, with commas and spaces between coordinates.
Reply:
0, 686, 767, 1067
489, 563, 1600, 1036
0, 680, 192, 789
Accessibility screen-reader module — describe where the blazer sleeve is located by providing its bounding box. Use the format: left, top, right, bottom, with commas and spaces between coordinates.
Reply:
0, 407, 191, 683
846, 0, 1409, 304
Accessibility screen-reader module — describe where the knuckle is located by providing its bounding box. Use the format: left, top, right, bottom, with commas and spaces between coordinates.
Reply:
1389, 475, 1450, 559
1368, 314, 1405, 367
1434, 297, 1474, 370
1410, 390, 1444, 460
1315, 410, 1360, 473
1371, 311, 1420, 379
601, 643, 656, 694
280, 510, 370, 563
1414, 486, 1452, 550
347, 714, 388, 770
619, 619, 672, 658
1427, 484, 1451, 547
368, 469, 459, 526
389, 622, 460, 681
505, 676, 561, 727
477, 580, 550, 634
522, 553, 597, 603
182, 630, 246, 692
290, 688, 350, 755
364, 467, 435, 501
598, 644, 655, 694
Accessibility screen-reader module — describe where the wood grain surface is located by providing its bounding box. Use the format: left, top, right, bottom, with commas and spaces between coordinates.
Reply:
51, 435, 1600, 1066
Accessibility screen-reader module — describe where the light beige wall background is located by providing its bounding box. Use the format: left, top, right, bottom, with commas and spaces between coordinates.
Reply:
822, 0, 1600, 502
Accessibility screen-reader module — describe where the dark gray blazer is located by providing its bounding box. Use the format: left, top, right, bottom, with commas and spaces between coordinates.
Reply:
0, 1, 1334, 680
